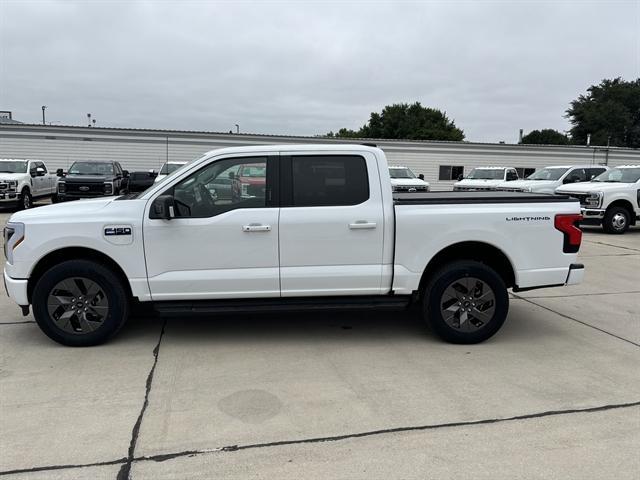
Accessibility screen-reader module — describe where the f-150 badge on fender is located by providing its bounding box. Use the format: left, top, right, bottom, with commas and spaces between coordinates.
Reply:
104, 227, 132, 236
103, 225, 134, 245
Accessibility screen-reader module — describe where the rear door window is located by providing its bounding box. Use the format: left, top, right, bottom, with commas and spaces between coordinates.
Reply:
290, 155, 369, 207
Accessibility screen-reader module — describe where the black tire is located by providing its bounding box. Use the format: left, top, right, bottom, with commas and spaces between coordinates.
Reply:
423, 260, 509, 344
602, 206, 630, 234
18, 189, 32, 210
32, 260, 130, 346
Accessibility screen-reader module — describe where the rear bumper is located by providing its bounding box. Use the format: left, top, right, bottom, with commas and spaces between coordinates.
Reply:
565, 263, 584, 285
3, 270, 29, 306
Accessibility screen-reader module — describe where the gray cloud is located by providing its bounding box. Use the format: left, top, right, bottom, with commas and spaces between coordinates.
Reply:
1, 0, 638, 142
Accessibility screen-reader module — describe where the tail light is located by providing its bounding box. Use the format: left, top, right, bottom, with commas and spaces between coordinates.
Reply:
555, 214, 583, 253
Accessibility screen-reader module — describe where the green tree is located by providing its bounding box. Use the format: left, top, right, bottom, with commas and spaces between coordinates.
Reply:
566, 78, 640, 148
521, 129, 569, 145
328, 102, 464, 141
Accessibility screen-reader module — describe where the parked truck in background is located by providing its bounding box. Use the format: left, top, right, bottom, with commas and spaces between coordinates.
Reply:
453, 167, 518, 191
56, 161, 129, 202
556, 165, 640, 234
495, 165, 609, 194
388, 166, 430, 192
0, 158, 56, 209
4, 145, 584, 347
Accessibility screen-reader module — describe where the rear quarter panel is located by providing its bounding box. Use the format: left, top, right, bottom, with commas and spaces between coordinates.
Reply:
392, 200, 581, 293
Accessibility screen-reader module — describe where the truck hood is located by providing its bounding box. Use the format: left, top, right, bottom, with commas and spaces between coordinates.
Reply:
455, 179, 504, 187
62, 175, 112, 183
556, 182, 637, 194
390, 178, 430, 186
0, 173, 28, 181
9, 197, 116, 222
496, 179, 556, 189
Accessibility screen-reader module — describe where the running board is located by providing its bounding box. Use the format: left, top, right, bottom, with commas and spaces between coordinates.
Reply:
153, 295, 412, 317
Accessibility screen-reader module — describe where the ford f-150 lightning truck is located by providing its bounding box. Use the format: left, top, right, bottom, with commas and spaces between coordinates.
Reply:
3, 145, 584, 346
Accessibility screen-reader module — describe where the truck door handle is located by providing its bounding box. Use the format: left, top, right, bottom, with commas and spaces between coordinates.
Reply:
242, 224, 271, 232
349, 221, 377, 230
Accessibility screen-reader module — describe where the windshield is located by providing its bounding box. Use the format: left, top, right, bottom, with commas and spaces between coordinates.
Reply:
389, 167, 416, 179
527, 167, 569, 181
0, 161, 28, 174
160, 163, 185, 175
466, 168, 505, 180
592, 167, 640, 183
69, 161, 114, 175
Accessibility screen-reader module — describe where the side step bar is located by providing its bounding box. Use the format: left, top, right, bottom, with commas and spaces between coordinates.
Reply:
154, 295, 412, 317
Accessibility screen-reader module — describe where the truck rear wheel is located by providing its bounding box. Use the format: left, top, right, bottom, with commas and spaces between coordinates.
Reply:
602, 206, 629, 234
423, 260, 509, 344
32, 260, 129, 346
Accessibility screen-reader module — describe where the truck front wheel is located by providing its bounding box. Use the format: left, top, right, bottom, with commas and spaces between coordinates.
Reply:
602, 206, 630, 234
32, 260, 130, 346
18, 189, 32, 210
423, 260, 509, 344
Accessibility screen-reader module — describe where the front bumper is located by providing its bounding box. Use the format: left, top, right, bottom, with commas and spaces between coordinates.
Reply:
3, 270, 29, 306
0, 192, 18, 202
581, 208, 605, 219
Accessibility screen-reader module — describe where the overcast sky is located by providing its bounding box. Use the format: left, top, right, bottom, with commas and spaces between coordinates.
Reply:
1, 0, 638, 143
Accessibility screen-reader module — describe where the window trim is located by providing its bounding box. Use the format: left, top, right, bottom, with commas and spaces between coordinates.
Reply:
281, 154, 370, 208
156, 155, 278, 219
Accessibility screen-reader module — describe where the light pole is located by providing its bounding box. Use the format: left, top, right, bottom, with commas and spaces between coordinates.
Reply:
235, 124, 239, 134
87, 113, 92, 127
41, 106, 47, 125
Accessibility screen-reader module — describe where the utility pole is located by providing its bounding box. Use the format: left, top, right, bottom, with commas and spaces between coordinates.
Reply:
235, 124, 239, 134
41, 106, 47, 125
87, 113, 92, 127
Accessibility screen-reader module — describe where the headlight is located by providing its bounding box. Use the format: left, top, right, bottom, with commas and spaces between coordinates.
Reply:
3, 222, 25, 264
104, 182, 113, 194
241, 183, 248, 196
57, 182, 65, 193
587, 191, 603, 208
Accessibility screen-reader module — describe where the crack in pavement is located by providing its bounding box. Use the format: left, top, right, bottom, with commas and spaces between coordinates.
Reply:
3, 400, 638, 476
513, 294, 640, 347
116, 319, 167, 480
583, 240, 640, 253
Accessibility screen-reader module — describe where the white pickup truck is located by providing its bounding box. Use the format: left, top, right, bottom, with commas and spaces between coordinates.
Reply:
556, 165, 640, 234
453, 167, 519, 191
0, 158, 57, 209
495, 165, 609, 194
3, 145, 584, 346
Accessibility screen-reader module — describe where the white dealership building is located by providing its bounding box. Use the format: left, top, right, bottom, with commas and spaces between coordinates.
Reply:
1, 123, 638, 190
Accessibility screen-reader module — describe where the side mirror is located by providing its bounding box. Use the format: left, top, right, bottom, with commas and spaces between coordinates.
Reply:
564, 176, 579, 184
229, 172, 235, 180
149, 195, 176, 220
457, 174, 463, 181
36, 167, 46, 176
123, 170, 130, 178
418, 174, 425, 180
30, 169, 37, 178
56, 168, 64, 177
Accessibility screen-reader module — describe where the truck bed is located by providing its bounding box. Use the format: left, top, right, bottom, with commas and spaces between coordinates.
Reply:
393, 191, 577, 205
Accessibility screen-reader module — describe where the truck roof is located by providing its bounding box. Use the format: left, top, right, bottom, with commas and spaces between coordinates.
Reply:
201, 144, 382, 157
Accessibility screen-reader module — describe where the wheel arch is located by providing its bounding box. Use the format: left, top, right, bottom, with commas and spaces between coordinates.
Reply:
27, 247, 133, 303
606, 199, 636, 225
417, 241, 516, 297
